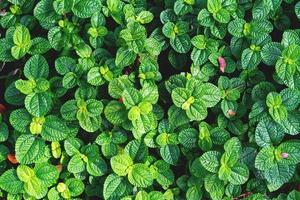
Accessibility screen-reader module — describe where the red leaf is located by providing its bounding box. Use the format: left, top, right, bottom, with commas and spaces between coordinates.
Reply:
7, 153, 18, 164
218, 57, 226, 73
56, 164, 63, 173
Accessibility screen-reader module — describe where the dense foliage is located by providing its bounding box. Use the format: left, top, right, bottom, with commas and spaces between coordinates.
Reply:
0, 0, 300, 199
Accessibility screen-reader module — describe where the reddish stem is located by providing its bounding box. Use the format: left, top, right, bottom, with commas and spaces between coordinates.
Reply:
118, 98, 123, 103
0, 104, 6, 114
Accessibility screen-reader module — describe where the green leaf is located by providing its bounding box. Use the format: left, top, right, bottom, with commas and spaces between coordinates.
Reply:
162, 22, 176, 39
261, 42, 282, 66
24, 176, 48, 199
207, 0, 222, 13
171, 87, 190, 108
160, 144, 180, 165
128, 163, 154, 188
0, 123, 8, 142
15, 79, 35, 95
275, 61, 296, 88
28, 37, 51, 55
65, 178, 84, 197
204, 174, 225, 200
87, 157, 107, 176
103, 174, 132, 200
48, 27, 67, 51
25, 92, 53, 117
15, 134, 45, 164
9, 109, 31, 133
104, 101, 128, 125
141, 84, 159, 104
228, 163, 249, 185
191, 35, 207, 49
87, 67, 105, 86
255, 118, 284, 147
228, 18, 245, 37
170, 34, 191, 53
186, 186, 203, 200
41, 115, 69, 141
67, 154, 85, 174
86, 99, 103, 116
266, 92, 288, 122
0, 149, 10, 163
196, 83, 221, 108
200, 151, 221, 173
108, 76, 133, 99
277, 141, 300, 165
136, 191, 149, 200
280, 88, 300, 111
137, 11, 154, 24
251, 82, 276, 102
144, 38, 161, 56
78, 115, 101, 132
72, 0, 102, 18
211, 23, 227, 39
255, 146, 276, 171
264, 163, 295, 186
287, 190, 300, 200
125, 139, 148, 162
0, 38, 14, 62
275, 45, 300, 88
218, 163, 231, 181
241, 48, 261, 69
224, 137, 242, 155
17, 165, 35, 183
34, 163, 59, 187
155, 167, 174, 188
106, 0, 124, 24
168, 105, 190, 128
24, 55, 49, 80
63, 72, 77, 89
55, 56, 76, 75
210, 127, 230, 145
60, 100, 78, 121
33, 0, 60, 29
115, 47, 136, 68
122, 88, 142, 108
279, 112, 300, 135
263, 0, 281, 11
222, 144, 240, 167
11, 25, 31, 59
0, 169, 24, 194
296, 2, 300, 19
214, 9, 230, 23
281, 31, 300, 48
4, 81, 25, 106
178, 128, 198, 148
64, 137, 82, 156
186, 100, 207, 121
111, 154, 133, 176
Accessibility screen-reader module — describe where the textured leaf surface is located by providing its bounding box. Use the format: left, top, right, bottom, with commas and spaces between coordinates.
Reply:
15, 134, 45, 164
